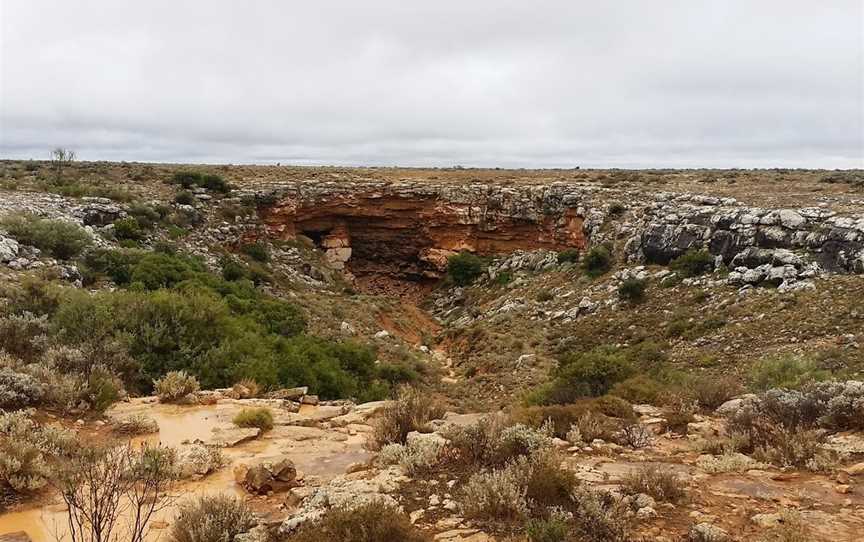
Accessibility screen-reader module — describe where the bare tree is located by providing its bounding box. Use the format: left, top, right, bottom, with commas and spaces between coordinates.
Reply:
52, 444, 176, 542
50, 148, 76, 183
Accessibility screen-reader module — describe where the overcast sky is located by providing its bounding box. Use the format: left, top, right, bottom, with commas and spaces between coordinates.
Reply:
1, 1, 862, 168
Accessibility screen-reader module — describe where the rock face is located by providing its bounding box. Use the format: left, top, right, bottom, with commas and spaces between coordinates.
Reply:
252, 182, 864, 294
256, 182, 591, 291
623, 194, 864, 273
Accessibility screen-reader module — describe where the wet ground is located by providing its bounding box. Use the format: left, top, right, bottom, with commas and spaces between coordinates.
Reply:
0, 398, 373, 541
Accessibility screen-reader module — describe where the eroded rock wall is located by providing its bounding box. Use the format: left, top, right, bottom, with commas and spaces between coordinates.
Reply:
257, 182, 595, 285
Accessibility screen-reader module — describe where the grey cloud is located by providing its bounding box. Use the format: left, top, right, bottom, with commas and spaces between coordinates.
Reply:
1, 1, 861, 167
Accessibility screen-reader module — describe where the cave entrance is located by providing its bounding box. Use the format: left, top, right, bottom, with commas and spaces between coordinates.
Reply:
300, 228, 330, 247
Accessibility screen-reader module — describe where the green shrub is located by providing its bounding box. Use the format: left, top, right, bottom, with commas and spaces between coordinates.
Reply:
129, 252, 204, 290
112, 217, 145, 241
748, 355, 830, 391
221, 259, 247, 281
174, 191, 195, 205
0, 214, 91, 259
557, 249, 580, 264
494, 271, 513, 286
287, 502, 431, 542
241, 242, 269, 263
447, 252, 485, 286
171, 171, 202, 189
127, 203, 163, 228
526, 517, 570, 542
610, 375, 664, 405
83, 248, 143, 285
170, 495, 254, 542
669, 249, 714, 277
0, 312, 49, 361
539, 346, 635, 403
232, 407, 273, 431
581, 246, 612, 278
617, 278, 646, 302
170, 171, 230, 193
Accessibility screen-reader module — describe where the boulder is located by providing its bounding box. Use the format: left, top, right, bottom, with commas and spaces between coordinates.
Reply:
0, 235, 20, 263
268, 387, 308, 401
689, 523, 728, 542
841, 462, 864, 476
236, 456, 298, 494
177, 443, 224, 478
778, 209, 806, 229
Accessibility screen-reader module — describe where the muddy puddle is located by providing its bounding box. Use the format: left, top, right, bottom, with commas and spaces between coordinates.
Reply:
0, 399, 370, 540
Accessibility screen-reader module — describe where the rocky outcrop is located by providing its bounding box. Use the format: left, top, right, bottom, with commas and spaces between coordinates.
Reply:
623, 193, 864, 273
254, 182, 595, 287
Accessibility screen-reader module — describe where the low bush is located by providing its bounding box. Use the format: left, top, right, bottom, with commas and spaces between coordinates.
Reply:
614, 423, 653, 449
154, 371, 200, 402
0, 214, 91, 259
581, 246, 612, 278
174, 190, 195, 205
112, 217, 145, 241
367, 387, 445, 449
0, 312, 48, 361
538, 347, 635, 403
461, 456, 531, 521
0, 411, 76, 497
0, 367, 45, 410
535, 289, 554, 302
287, 502, 431, 542
241, 242, 269, 263
610, 375, 664, 405
557, 249, 580, 264
688, 375, 742, 410
617, 278, 646, 302
761, 509, 810, 542
751, 427, 837, 471
233, 407, 274, 431
447, 252, 485, 286
112, 414, 159, 436
523, 450, 579, 512
669, 249, 714, 277
170, 494, 254, 542
748, 355, 830, 391
621, 464, 686, 503
171, 171, 230, 193
526, 516, 570, 542
662, 395, 697, 434
568, 487, 630, 542
512, 399, 633, 440
696, 452, 761, 474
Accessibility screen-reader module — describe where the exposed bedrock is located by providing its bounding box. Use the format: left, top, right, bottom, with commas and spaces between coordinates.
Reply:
623, 195, 864, 273
257, 183, 593, 288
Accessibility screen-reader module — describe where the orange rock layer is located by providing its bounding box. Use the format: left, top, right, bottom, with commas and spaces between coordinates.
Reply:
259, 190, 587, 288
